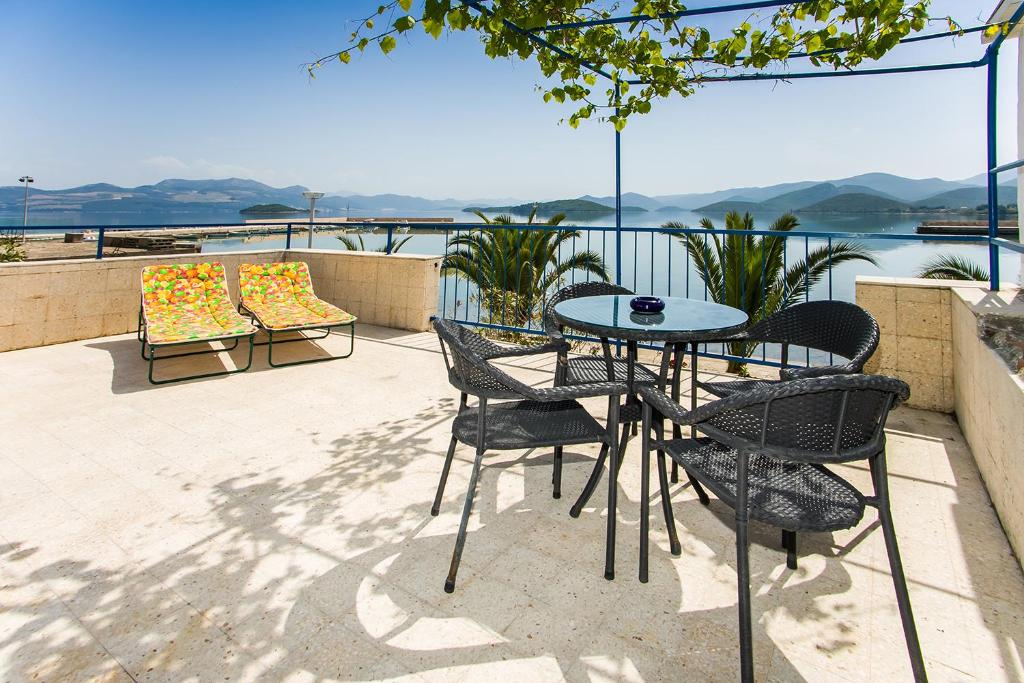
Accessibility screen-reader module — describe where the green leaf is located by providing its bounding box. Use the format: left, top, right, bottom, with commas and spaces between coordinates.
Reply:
398, 0, 412, 10
423, 17, 443, 39
379, 35, 397, 54
394, 15, 416, 32
338, 51, 351, 64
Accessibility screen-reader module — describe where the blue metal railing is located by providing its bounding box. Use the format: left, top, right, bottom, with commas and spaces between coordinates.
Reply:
426, 221, 997, 370
6, 218, 1014, 370
10, 221, 402, 259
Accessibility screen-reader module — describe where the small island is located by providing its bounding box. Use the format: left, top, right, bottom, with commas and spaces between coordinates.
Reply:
239, 203, 309, 215
464, 198, 647, 217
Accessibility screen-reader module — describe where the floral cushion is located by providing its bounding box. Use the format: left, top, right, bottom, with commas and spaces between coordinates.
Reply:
141, 262, 255, 344
238, 262, 356, 330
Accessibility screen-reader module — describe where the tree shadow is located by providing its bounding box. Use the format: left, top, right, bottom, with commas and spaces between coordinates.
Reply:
0, 385, 871, 681
84, 327, 370, 394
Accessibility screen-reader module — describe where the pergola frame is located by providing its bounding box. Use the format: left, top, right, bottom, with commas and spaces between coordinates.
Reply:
462, 0, 1024, 291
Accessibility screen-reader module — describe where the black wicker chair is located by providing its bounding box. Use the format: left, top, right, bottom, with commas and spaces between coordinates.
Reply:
637, 375, 925, 682
699, 300, 880, 399
432, 318, 628, 592
541, 282, 661, 388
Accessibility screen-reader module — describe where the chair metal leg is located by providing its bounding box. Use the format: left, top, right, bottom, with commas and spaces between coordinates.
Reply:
735, 452, 754, 683
656, 457, 681, 556
604, 399, 620, 581
640, 404, 651, 583
445, 401, 487, 594
685, 341, 711, 505
783, 530, 798, 570
431, 436, 458, 516
614, 421, 630, 478
552, 446, 563, 499
871, 455, 927, 682
670, 343, 683, 484
570, 442, 608, 518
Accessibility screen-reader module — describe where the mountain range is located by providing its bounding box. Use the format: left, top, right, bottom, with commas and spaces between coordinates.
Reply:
0, 172, 1014, 218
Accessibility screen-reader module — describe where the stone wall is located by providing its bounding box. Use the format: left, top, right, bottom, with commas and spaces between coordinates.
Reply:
856, 276, 968, 412
0, 249, 441, 352
951, 286, 1024, 562
293, 250, 440, 332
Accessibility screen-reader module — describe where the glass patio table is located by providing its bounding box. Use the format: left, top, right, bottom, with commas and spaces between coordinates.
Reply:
552, 294, 748, 578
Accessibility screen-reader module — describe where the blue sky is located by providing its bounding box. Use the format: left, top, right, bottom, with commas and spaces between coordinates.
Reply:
0, 0, 1016, 199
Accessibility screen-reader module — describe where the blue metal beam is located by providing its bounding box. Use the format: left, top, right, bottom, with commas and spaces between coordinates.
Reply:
614, 82, 623, 286
530, 0, 794, 32
982, 0, 1024, 291
628, 57, 985, 85
985, 3, 1024, 56
990, 157, 1024, 175
672, 24, 993, 65
460, 1, 614, 80
987, 55, 1001, 291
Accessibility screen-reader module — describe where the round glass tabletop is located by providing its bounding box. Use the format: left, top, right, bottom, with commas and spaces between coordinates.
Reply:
552, 295, 749, 342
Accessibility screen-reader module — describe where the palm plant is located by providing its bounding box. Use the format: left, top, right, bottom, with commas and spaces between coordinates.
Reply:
916, 254, 988, 281
664, 211, 877, 374
443, 207, 609, 328
337, 231, 412, 253
0, 237, 26, 263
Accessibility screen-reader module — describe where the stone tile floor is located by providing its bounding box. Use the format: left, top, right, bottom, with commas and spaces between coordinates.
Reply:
0, 325, 1021, 682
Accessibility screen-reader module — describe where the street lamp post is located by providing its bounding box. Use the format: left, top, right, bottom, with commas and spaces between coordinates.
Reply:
18, 175, 34, 239
302, 191, 325, 249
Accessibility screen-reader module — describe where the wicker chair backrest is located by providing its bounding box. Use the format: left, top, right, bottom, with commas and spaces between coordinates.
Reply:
433, 318, 538, 400
695, 374, 908, 464
747, 300, 879, 368
541, 281, 634, 339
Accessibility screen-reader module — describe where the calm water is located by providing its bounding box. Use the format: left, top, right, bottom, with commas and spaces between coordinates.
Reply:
4, 208, 1020, 321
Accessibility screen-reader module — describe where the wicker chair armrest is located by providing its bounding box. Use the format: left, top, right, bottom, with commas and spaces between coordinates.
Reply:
640, 373, 911, 428
779, 363, 854, 381
637, 385, 694, 424
531, 381, 628, 401
693, 330, 753, 346
484, 339, 569, 359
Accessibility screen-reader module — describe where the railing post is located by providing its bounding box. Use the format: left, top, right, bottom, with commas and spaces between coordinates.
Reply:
385, 225, 394, 254
285, 223, 292, 250
613, 82, 622, 287
987, 55, 1001, 291
95, 227, 105, 260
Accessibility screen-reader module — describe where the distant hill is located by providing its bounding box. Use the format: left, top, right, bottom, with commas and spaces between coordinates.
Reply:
578, 192, 665, 210
914, 184, 1017, 209
828, 173, 972, 202
239, 203, 307, 215
759, 183, 898, 211
321, 193, 471, 213
695, 200, 765, 214
798, 193, 911, 213
0, 177, 316, 215
465, 199, 647, 217
0, 171, 1008, 220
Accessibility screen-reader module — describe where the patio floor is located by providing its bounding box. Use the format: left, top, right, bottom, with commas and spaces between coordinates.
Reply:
0, 325, 1021, 682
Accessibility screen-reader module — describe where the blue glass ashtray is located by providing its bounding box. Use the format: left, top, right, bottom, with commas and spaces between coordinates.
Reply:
630, 296, 665, 314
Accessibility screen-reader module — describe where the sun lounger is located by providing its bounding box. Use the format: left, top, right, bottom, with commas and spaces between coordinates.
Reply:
139, 262, 256, 384
238, 262, 356, 367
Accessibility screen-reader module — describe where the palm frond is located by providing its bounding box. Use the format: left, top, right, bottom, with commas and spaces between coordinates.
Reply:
780, 241, 878, 308
379, 235, 414, 253
337, 234, 364, 251
916, 254, 988, 281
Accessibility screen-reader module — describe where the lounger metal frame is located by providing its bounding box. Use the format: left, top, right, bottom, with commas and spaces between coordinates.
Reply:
137, 305, 255, 385
238, 304, 356, 368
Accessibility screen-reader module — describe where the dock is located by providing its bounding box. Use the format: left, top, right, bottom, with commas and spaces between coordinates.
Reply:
917, 220, 1019, 236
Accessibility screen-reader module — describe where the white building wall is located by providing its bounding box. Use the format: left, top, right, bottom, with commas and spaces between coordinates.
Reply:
1019, 38, 1024, 285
